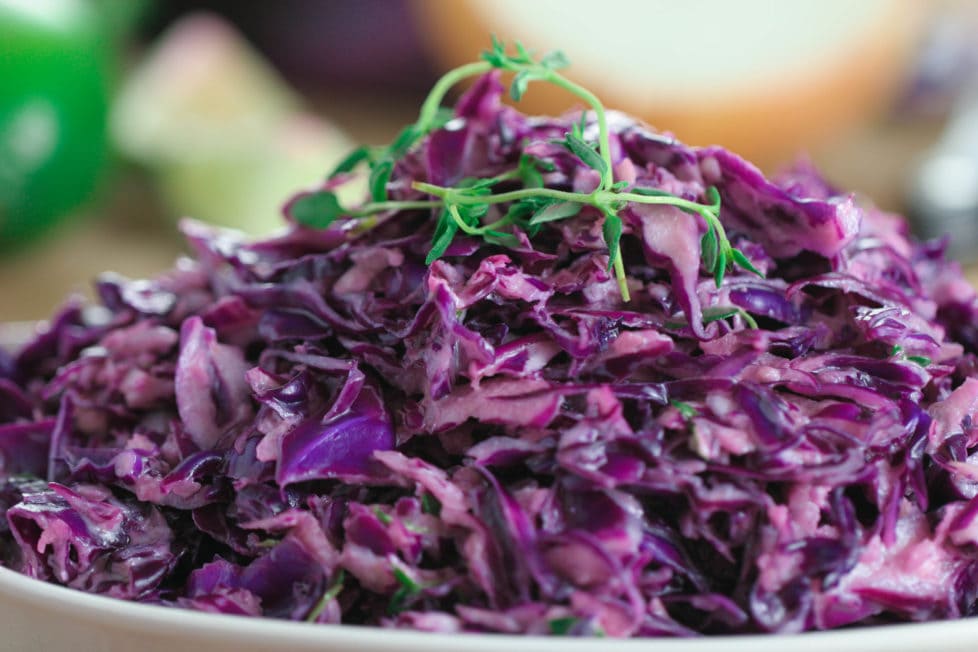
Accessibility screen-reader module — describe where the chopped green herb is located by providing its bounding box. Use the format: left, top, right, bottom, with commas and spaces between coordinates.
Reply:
548, 617, 580, 635
421, 494, 441, 516
421, 493, 442, 516
670, 400, 698, 420
890, 344, 931, 367
306, 570, 345, 622
374, 507, 393, 525
388, 567, 423, 615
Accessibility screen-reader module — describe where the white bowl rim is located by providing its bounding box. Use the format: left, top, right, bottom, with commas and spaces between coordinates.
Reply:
0, 564, 977, 651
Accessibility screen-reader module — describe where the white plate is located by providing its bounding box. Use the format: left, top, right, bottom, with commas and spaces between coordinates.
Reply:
0, 565, 976, 652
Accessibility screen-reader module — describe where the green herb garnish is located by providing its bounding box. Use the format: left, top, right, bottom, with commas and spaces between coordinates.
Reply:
374, 507, 394, 526
670, 400, 698, 420
548, 617, 580, 635
293, 38, 761, 303
890, 344, 932, 368
388, 567, 423, 615
421, 493, 442, 516
665, 305, 758, 330
306, 570, 345, 622
547, 616, 604, 636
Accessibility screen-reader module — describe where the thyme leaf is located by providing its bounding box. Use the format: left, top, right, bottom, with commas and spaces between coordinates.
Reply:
289, 191, 345, 229
561, 132, 609, 179
602, 213, 623, 273
328, 146, 371, 179
529, 201, 583, 225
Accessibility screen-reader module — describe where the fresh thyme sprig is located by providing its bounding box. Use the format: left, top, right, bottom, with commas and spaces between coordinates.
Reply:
289, 38, 762, 304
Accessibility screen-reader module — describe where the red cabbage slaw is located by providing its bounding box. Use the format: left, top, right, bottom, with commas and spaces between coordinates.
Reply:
2, 71, 978, 637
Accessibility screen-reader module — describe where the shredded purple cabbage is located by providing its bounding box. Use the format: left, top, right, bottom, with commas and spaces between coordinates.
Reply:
4, 73, 978, 637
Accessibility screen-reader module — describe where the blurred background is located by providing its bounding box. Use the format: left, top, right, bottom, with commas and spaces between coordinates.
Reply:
1, 0, 978, 323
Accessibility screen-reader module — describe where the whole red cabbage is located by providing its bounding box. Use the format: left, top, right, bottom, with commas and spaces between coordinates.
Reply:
3, 73, 978, 637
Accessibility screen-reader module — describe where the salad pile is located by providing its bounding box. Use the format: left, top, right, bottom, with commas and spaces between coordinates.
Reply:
3, 42, 978, 636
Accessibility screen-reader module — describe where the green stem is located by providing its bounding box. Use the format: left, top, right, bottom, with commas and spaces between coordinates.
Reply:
740, 310, 759, 329
612, 253, 630, 302
353, 200, 441, 216
416, 61, 493, 133
543, 73, 613, 190
415, 183, 583, 208
412, 183, 721, 231
417, 180, 636, 299
417, 56, 613, 190
615, 192, 716, 216
484, 167, 523, 185
446, 204, 480, 235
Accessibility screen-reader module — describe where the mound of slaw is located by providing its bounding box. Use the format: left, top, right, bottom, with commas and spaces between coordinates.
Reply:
3, 69, 978, 637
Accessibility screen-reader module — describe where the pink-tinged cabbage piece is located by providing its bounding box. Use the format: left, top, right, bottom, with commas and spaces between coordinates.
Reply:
4, 71, 978, 637
6, 481, 177, 599
175, 316, 252, 449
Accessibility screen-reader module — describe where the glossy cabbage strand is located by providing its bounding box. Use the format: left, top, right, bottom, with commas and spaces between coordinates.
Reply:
289, 38, 762, 301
